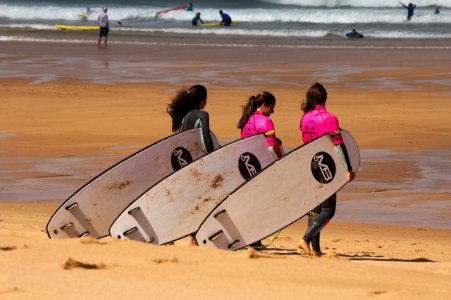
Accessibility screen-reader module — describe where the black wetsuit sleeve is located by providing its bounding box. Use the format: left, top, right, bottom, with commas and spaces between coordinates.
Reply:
337, 143, 353, 171
199, 111, 214, 152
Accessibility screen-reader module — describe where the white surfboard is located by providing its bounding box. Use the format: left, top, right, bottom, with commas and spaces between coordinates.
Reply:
46, 128, 220, 239
195, 130, 360, 250
109, 134, 279, 244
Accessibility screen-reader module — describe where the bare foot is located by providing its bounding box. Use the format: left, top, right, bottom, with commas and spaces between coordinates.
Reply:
297, 239, 311, 256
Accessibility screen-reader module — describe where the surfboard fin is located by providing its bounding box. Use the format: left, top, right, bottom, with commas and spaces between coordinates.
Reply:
128, 207, 141, 215
213, 209, 226, 218
60, 222, 73, 231
78, 231, 89, 237
208, 230, 223, 241
145, 238, 155, 243
228, 239, 240, 249
123, 227, 138, 236
65, 202, 79, 210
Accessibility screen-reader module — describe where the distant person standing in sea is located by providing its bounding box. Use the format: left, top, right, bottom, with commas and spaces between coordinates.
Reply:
97, 7, 109, 48
400, 2, 417, 21
219, 10, 232, 26
434, 5, 440, 15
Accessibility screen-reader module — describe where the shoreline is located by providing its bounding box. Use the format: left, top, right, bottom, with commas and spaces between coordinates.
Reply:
1, 38, 451, 299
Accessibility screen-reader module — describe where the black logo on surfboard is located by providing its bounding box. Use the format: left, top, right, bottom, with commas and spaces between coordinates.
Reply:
238, 152, 262, 180
311, 152, 336, 183
171, 147, 193, 171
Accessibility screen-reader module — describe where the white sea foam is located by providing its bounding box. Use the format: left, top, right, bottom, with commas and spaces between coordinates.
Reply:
263, 0, 451, 8
156, 7, 451, 24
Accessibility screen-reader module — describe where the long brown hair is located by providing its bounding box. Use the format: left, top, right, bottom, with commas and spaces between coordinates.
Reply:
237, 91, 276, 129
167, 84, 207, 132
301, 82, 328, 113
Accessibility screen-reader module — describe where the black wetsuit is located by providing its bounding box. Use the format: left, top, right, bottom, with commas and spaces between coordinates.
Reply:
303, 194, 337, 252
180, 109, 214, 152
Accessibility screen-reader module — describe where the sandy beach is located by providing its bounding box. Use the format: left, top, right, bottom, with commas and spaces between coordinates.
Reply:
1, 40, 451, 299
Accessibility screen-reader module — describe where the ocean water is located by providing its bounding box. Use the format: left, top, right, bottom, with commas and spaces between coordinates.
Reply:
1, 0, 451, 46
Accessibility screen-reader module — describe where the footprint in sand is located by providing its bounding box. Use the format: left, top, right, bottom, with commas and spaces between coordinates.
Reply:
152, 257, 179, 264
60, 257, 108, 270
0, 244, 28, 251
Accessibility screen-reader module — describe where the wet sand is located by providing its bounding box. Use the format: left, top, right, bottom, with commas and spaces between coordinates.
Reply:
1, 40, 451, 299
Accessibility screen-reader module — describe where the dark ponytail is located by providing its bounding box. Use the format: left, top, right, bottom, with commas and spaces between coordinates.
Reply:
301, 82, 327, 113
167, 84, 207, 132
237, 91, 276, 129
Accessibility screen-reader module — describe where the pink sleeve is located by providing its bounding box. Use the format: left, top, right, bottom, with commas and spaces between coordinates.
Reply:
257, 118, 279, 146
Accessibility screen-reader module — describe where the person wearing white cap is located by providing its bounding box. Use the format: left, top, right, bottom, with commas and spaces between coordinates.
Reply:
97, 7, 109, 47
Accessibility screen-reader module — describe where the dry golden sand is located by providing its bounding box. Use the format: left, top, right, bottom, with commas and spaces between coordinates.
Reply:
1, 202, 450, 299
1, 42, 451, 299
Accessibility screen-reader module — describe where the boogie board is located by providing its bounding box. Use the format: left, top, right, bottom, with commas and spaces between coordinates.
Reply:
55, 24, 99, 30
195, 130, 360, 250
46, 128, 220, 239
109, 134, 279, 244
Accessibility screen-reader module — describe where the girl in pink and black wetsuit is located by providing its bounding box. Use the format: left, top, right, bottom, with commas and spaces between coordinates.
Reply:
237, 91, 283, 160
297, 83, 355, 257
237, 91, 283, 250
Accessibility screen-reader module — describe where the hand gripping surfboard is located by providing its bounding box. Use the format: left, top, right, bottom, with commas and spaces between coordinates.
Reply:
109, 134, 280, 244
195, 130, 360, 250
46, 128, 219, 239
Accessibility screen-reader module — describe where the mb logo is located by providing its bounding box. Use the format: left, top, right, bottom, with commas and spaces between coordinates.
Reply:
171, 147, 193, 171
311, 152, 336, 183
238, 152, 262, 180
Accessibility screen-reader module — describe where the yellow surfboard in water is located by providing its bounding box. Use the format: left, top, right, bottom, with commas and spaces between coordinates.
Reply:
55, 24, 100, 30
199, 21, 239, 27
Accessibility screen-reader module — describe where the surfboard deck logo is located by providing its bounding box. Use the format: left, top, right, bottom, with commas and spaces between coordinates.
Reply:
311, 151, 336, 183
171, 147, 193, 170
238, 152, 262, 180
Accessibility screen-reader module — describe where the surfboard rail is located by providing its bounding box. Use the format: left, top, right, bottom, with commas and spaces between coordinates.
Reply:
46, 128, 219, 239
109, 134, 279, 245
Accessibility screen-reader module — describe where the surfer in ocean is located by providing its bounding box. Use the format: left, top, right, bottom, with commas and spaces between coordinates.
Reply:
297, 83, 355, 257
192, 12, 204, 26
219, 10, 232, 26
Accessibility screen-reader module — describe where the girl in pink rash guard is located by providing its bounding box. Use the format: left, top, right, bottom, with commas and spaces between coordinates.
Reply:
237, 91, 283, 160
297, 83, 355, 257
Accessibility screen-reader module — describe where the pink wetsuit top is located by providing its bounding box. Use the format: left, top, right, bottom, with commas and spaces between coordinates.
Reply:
300, 104, 343, 145
241, 111, 278, 146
